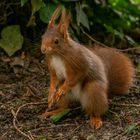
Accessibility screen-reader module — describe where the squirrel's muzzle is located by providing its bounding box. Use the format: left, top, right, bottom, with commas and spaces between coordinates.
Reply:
41, 47, 46, 54
41, 45, 52, 54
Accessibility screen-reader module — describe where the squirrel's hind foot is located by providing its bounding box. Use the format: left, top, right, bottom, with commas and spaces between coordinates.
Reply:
90, 116, 103, 129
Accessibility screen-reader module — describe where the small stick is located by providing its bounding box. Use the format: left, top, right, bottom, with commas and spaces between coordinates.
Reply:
81, 27, 140, 52
121, 46, 140, 52
11, 101, 47, 140
11, 109, 33, 140
81, 27, 109, 48
110, 102, 140, 107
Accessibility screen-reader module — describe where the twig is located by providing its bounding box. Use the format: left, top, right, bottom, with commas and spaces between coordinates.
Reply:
11, 101, 47, 140
71, 123, 83, 132
80, 27, 109, 48
62, 123, 83, 140
108, 110, 120, 119
29, 131, 35, 140
81, 27, 140, 52
120, 46, 140, 52
108, 109, 123, 126
11, 109, 33, 140
1, 126, 13, 138
28, 85, 40, 95
110, 102, 140, 107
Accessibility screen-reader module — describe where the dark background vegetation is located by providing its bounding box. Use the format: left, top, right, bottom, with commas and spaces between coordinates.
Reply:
0, 0, 140, 57
0, 0, 140, 140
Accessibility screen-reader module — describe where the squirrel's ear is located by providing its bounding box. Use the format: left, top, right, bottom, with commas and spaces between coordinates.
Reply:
48, 6, 61, 29
57, 7, 71, 40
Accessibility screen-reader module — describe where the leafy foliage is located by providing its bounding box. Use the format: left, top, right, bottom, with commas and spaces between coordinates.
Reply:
137, 63, 140, 72
20, 0, 140, 32
0, 0, 140, 55
75, 3, 90, 30
0, 25, 23, 56
39, 3, 56, 23
21, 0, 29, 6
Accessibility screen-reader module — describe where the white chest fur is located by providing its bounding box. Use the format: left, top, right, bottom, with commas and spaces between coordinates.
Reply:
50, 56, 83, 105
50, 56, 66, 79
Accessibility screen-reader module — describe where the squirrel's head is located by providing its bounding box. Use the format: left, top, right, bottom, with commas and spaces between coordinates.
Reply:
41, 6, 71, 55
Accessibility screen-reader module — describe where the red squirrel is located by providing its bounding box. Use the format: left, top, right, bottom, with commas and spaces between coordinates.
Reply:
41, 6, 134, 129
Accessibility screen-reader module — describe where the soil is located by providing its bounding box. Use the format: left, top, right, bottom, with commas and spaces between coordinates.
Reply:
0, 51, 140, 140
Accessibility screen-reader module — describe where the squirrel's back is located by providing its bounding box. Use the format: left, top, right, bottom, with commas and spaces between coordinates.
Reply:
91, 45, 134, 95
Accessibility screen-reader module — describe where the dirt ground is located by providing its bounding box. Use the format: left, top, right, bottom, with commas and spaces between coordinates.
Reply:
0, 50, 140, 140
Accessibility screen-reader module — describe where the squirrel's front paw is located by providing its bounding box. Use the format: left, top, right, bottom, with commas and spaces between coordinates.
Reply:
48, 91, 56, 108
55, 89, 64, 102
48, 97, 55, 108
41, 111, 52, 118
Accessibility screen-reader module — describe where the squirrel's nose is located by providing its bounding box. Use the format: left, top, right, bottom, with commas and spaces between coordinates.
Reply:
41, 46, 52, 54
41, 47, 46, 54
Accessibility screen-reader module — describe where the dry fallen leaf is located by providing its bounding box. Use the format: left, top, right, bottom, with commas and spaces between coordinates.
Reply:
10, 57, 25, 67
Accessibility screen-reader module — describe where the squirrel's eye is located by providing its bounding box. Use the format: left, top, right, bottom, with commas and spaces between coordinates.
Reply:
54, 38, 59, 45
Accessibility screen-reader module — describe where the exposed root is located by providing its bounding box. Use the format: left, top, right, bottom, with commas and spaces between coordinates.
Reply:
11, 101, 47, 140
121, 46, 140, 52
81, 27, 140, 52
110, 102, 140, 107
81, 27, 109, 48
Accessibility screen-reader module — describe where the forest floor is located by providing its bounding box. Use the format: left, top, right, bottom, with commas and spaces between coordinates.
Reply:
0, 48, 140, 140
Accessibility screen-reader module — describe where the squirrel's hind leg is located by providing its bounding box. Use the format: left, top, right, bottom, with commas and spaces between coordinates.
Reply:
81, 81, 108, 129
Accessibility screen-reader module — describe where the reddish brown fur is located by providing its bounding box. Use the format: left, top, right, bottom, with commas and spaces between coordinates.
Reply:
92, 45, 134, 95
82, 80, 108, 116
41, 7, 134, 129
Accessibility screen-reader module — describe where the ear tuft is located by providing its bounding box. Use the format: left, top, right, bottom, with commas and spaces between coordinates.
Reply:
48, 5, 62, 29
57, 7, 71, 40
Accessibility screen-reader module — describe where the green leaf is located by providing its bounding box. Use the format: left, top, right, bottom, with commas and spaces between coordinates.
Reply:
104, 24, 124, 39
50, 108, 71, 123
27, 15, 36, 26
39, 4, 56, 23
125, 35, 137, 46
125, 124, 138, 134
20, 0, 29, 7
0, 25, 23, 56
137, 63, 140, 72
31, 0, 45, 15
114, 29, 124, 39
76, 4, 90, 30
